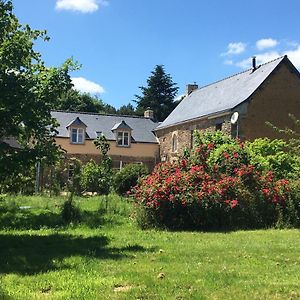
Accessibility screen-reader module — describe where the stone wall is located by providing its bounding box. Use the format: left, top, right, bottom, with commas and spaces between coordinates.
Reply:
156, 115, 232, 161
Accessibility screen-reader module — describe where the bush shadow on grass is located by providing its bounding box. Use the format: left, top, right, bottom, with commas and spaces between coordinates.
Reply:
0, 233, 155, 275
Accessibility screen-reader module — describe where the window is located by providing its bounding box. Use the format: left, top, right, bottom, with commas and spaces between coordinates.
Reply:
172, 134, 178, 152
71, 128, 84, 144
117, 131, 130, 147
215, 123, 223, 131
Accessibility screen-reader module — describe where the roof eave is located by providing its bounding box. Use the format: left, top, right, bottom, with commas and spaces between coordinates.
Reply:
155, 109, 232, 131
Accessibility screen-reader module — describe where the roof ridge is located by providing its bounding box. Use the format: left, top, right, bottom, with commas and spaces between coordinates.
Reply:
51, 109, 148, 120
197, 55, 286, 91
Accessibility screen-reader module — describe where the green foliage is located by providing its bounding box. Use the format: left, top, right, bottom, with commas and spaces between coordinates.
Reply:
0, 0, 77, 185
61, 197, 81, 224
80, 160, 110, 195
0, 165, 35, 194
117, 103, 136, 115
113, 163, 149, 195
134, 65, 179, 121
245, 138, 299, 179
56, 89, 117, 114
193, 130, 236, 149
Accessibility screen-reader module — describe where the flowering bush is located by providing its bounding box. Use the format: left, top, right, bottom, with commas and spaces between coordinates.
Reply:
131, 132, 292, 230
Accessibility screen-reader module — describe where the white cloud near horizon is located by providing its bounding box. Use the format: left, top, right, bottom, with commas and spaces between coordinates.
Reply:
285, 45, 300, 68
236, 51, 280, 69
72, 77, 105, 94
256, 38, 278, 51
222, 42, 246, 56
55, 0, 109, 13
234, 45, 300, 70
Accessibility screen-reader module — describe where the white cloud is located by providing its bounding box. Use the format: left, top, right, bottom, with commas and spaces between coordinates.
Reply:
72, 77, 105, 94
285, 45, 300, 68
55, 0, 108, 13
222, 42, 246, 56
236, 51, 280, 69
256, 38, 278, 50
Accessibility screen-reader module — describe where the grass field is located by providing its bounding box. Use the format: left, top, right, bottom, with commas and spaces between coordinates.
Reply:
0, 195, 300, 299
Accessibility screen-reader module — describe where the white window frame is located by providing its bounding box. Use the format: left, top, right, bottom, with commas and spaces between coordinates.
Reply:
117, 131, 130, 147
71, 128, 85, 144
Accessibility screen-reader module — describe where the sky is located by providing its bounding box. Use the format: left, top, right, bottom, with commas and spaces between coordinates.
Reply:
11, 0, 300, 109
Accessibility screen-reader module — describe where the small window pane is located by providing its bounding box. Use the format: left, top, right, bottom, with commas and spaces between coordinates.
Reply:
117, 132, 123, 145
71, 129, 77, 143
123, 132, 129, 145
78, 132, 83, 143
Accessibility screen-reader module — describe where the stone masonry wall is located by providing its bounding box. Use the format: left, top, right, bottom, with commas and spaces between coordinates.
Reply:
156, 115, 231, 162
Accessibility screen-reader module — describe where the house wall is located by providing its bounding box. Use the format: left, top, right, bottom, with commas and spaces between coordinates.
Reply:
55, 137, 160, 170
240, 63, 300, 140
156, 61, 300, 162
156, 115, 231, 161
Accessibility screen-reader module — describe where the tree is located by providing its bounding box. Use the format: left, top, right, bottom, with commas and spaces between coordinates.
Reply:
0, 0, 77, 184
56, 89, 118, 114
134, 65, 179, 121
117, 103, 136, 115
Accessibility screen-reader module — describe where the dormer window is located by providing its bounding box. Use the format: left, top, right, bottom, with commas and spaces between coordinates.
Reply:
117, 131, 129, 147
111, 120, 132, 148
66, 117, 87, 145
71, 128, 84, 144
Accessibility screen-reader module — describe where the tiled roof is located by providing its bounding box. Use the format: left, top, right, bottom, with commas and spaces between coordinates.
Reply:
156, 56, 287, 130
51, 111, 159, 143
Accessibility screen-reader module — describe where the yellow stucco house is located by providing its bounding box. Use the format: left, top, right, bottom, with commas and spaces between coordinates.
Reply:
51, 110, 160, 170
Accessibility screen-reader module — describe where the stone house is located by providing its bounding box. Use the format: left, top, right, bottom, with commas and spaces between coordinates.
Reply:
155, 55, 300, 162
51, 110, 159, 171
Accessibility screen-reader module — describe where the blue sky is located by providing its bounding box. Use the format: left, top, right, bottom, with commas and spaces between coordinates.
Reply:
12, 0, 300, 108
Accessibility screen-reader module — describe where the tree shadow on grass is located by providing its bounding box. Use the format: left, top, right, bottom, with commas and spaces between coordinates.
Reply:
0, 209, 120, 230
0, 233, 155, 275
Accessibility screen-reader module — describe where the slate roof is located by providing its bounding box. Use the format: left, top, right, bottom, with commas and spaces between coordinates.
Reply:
156, 56, 288, 130
51, 111, 159, 143
111, 120, 132, 131
66, 117, 87, 128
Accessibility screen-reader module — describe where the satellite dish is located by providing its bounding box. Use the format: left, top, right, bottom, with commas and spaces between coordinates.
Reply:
231, 112, 239, 124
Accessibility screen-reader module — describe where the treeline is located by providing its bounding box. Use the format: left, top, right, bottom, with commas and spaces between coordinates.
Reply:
56, 89, 137, 116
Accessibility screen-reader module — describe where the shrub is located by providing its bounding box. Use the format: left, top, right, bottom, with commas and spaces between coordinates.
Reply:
113, 164, 148, 195
81, 160, 111, 195
131, 131, 293, 230
245, 138, 299, 179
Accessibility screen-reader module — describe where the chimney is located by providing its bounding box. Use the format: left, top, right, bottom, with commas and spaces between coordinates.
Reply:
252, 56, 257, 70
144, 109, 154, 119
186, 83, 198, 95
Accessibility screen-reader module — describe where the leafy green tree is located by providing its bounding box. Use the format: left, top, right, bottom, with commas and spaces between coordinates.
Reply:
117, 103, 136, 115
134, 65, 179, 121
0, 0, 77, 184
56, 89, 118, 114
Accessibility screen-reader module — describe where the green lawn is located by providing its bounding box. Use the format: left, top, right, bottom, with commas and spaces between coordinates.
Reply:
0, 195, 300, 299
